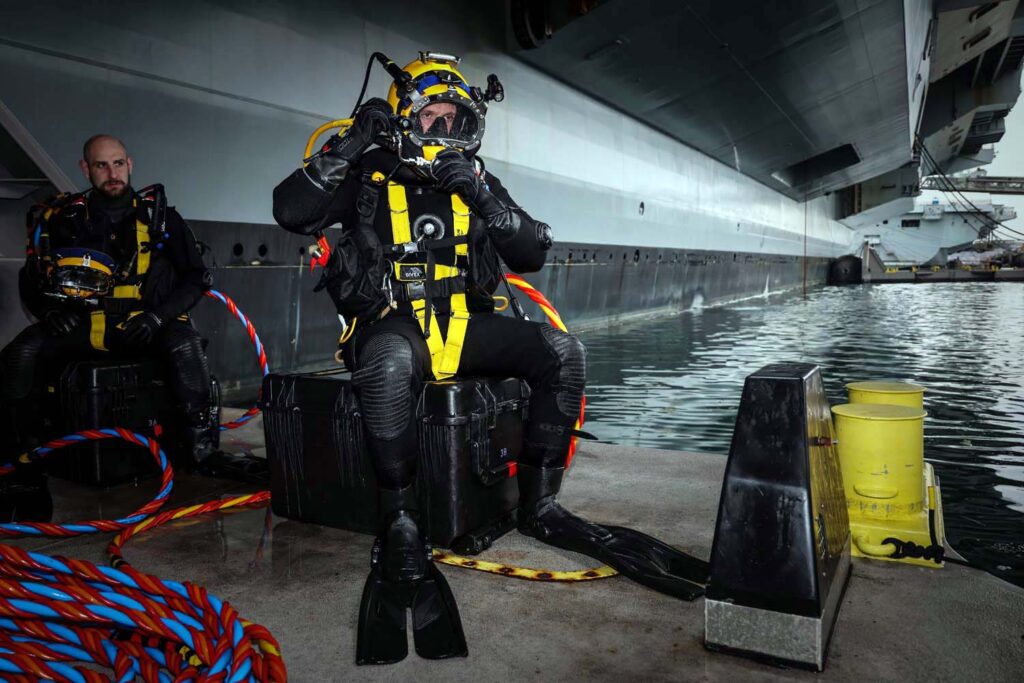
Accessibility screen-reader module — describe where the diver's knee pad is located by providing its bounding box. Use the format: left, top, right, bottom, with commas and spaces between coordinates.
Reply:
160, 323, 211, 403
537, 324, 587, 419
352, 333, 417, 442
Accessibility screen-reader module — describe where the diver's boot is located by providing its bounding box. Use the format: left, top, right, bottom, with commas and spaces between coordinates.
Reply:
356, 485, 467, 665
516, 463, 709, 600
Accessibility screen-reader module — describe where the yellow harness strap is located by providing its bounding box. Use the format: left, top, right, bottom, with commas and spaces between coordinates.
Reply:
388, 183, 471, 379
89, 310, 107, 351
135, 200, 151, 277
108, 202, 150, 301
451, 194, 470, 257
92, 200, 155, 347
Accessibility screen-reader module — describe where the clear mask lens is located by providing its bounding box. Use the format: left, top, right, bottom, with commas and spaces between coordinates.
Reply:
410, 99, 481, 148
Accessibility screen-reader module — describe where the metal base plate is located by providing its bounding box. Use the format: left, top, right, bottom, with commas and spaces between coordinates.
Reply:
704, 542, 851, 671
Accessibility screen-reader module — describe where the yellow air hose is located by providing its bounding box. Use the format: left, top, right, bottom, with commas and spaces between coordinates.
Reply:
304, 118, 353, 161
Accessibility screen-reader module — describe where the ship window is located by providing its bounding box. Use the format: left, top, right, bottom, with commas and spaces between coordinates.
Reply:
901, 219, 920, 228
258, 243, 268, 257
232, 243, 244, 256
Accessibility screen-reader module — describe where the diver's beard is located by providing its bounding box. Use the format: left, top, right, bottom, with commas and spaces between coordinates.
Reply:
95, 176, 130, 198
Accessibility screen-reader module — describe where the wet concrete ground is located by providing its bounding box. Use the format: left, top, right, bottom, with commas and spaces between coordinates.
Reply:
9, 411, 1024, 682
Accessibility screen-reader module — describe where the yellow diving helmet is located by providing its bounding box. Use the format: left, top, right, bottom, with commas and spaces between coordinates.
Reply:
50, 247, 115, 300
386, 52, 494, 162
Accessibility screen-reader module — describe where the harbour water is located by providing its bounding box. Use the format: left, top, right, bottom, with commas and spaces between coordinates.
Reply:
578, 282, 1024, 587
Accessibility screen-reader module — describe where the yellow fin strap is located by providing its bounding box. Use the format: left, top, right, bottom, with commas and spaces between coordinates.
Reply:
89, 311, 108, 351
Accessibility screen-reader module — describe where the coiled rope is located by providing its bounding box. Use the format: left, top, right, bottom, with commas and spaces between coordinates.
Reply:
0, 431, 284, 681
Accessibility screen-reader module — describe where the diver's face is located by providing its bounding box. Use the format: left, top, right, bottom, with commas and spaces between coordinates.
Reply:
80, 138, 132, 198
418, 102, 458, 135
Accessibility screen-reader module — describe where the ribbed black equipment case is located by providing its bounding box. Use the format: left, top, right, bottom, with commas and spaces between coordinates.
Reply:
43, 360, 220, 487
262, 370, 527, 554
43, 361, 164, 486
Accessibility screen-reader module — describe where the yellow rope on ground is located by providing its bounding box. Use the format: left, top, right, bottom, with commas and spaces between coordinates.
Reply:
432, 549, 618, 582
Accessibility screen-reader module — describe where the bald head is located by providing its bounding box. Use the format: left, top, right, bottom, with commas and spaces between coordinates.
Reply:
79, 134, 132, 198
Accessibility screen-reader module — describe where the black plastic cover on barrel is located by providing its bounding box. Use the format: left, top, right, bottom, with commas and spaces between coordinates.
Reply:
706, 362, 849, 617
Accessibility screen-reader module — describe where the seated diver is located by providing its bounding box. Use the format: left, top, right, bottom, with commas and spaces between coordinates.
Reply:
0, 134, 239, 521
272, 52, 708, 664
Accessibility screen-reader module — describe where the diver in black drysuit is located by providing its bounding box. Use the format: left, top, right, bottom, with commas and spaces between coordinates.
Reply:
0, 180, 216, 521
274, 77, 707, 663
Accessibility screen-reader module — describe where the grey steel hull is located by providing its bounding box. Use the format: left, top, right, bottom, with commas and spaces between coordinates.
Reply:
185, 220, 827, 400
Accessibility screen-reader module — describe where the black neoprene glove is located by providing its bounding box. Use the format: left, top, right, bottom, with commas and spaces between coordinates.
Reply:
43, 309, 81, 336
122, 312, 163, 347
305, 98, 393, 191
430, 150, 520, 241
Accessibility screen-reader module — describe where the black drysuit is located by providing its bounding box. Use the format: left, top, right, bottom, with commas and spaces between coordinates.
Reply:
0, 187, 213, 460
273, 148, 586, 490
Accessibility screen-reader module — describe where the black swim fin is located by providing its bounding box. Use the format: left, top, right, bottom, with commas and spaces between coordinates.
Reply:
517, 464, 709, 601
356, 513, 468, 665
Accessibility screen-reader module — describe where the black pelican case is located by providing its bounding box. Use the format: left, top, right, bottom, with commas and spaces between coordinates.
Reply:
261, 370, 527, 554
42, 360, 220, 486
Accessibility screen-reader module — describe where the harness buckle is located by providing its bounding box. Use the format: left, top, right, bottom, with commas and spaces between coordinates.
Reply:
405, 281, 426, 301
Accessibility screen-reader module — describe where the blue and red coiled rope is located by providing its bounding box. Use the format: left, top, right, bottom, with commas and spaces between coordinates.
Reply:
1, 290, 282, 681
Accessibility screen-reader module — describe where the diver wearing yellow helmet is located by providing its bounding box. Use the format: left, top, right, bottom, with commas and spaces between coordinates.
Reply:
273, 51, 706, 666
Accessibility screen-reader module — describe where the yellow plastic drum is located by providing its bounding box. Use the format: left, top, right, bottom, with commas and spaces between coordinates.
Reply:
832, 403, 926, 519
831, 402, 943, 568
846, 380, 925, 409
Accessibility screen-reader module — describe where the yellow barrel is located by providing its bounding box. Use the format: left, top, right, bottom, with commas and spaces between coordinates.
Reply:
831, 403, 927, 519
846, 380, 924, 409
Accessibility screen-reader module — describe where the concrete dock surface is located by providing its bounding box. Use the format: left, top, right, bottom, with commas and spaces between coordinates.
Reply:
10, 411, 1024, 682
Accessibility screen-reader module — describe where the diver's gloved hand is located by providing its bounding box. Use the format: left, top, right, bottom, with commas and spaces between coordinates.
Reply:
305, 98, 393, 192
43, 309, 81, 336
121, 311, 163, 347
430, 150, 520, 241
